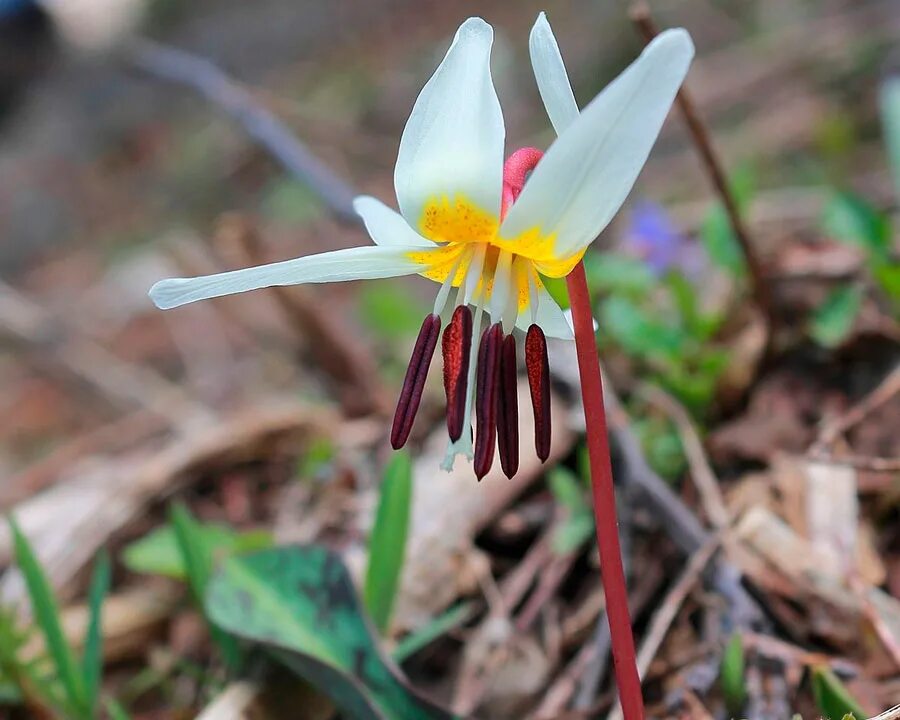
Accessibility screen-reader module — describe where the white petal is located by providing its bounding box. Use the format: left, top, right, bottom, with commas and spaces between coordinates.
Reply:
529, 12, 579, 135
149, 245, 427, 310
501, 29, 694, 260
353, 196, 435, 247
517, 287, 573, 340
394, 17, 505, 228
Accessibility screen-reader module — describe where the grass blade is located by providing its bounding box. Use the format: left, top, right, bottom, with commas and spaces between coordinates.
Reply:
392, 603, 472, 662
812, 665, 866, 720
82, 551, 111, 713
364, 451, 413, 634
9, 517, 86, 716
169, 503, 243, 671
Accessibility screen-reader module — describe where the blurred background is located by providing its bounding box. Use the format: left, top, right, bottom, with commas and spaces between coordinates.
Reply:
1, 0, 899, 718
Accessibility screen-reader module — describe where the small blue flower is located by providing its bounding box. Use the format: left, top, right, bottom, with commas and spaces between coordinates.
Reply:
624, 200, 704, 278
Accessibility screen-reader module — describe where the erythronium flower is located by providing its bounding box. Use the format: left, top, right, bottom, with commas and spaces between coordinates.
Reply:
149, 14, 693, 482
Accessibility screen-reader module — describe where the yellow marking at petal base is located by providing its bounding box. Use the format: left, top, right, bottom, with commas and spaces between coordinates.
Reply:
493, 227, 584, 278
419, 194, 498, 245
406, 243, 469, 284
406, 241, 542, 314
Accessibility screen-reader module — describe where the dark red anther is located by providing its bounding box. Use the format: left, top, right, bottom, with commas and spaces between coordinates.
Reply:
391, 314, 440, 450
525, 324, 551, 462
474, 323, 503, 480
442, 305, 473, 441
496, 333, 519, 479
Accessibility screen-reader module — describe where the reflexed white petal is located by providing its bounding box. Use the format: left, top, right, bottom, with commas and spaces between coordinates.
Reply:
502, 29, 694, 259
529, 12, 579, 135
517, 287, 573, 340
149, 245, 428, 310
353, 196, 435, 247
394, 17, 505, 227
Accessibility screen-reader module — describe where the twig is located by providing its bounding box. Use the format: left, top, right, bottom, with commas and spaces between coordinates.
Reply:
126, 39, 359, 224
573, 558, 666, 712
0, 280, 212, 430
215, 213, 389, 417
606, 534, 721, 720
599, 372, 764, 631
1, 410, 162, 508
638, 384, 730, 529
807, 452, 900, 473
629, 2, 774, 329
634, 535, 721, 680
813, 362, 900, 449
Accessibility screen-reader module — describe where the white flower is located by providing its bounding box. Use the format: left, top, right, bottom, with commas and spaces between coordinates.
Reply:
149, 14, 693, 478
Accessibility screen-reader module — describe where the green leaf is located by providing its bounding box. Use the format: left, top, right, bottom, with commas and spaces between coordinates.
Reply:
720, 631, 746, 714
811, 665, 865, 720
699, 163, 755, 276
82, 551, 110, 713
105, 697, 133, 720
206, 545, 458, 720
551, 514, 595, 555
169, 504, 243, 671
364, 451, 413, 634
541, 275, 570, 310
873, 260, 900, 300
122, 522, 272, 580
392, 603, 472, 663
360, 285, 425, 342
583, 253, 655, 296
297, 436, 336, 480
600, 296, 685, 359
810, 285, 863, 348
9, 517, 86, 716
548, 467, 586, 514
821, 191, 891, 258
879, 75, 900, 201
631, 416, 687, 481
700, 205, 744, 275
548, 467, 594, 555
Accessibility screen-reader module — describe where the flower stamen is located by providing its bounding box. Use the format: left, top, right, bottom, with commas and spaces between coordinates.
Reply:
474, 321, 502, 479
391, 313, 441, 449
442, 304, 473, 441
497, 333, 519, 478
525, 323, 551, 462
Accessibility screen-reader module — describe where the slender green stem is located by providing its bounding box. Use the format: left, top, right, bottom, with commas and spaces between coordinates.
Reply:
566, 261, 644, 720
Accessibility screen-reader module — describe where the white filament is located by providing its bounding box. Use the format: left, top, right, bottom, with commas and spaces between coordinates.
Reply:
432, 247, 468, 316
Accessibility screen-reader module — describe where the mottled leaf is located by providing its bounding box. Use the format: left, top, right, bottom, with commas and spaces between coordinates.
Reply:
206, 545, 457, 720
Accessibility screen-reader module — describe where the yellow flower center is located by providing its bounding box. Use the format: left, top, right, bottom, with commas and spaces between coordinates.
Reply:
407, 193, 584, 312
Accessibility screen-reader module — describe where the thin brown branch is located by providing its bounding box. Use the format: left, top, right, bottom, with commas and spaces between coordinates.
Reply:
813, 362, 900, 449
0, 280, 212, 430
638, 384, 730, 528
126, 40, 359, 224
629, 1, 774, 329
807, 452, 900, 473
606, 534, 721, 720
214, 214, 390, 417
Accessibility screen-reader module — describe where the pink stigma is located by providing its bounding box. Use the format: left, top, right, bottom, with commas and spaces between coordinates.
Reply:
501, 147, 544, 219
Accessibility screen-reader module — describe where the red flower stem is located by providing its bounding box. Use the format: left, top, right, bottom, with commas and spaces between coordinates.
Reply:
566, 261, 644, 720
